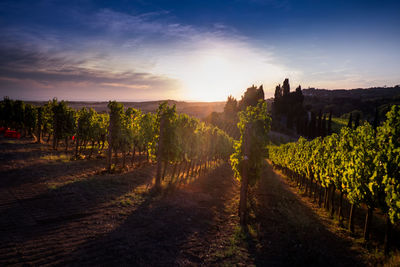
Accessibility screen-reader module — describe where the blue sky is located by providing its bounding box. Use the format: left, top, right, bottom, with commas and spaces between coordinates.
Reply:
0, 0, 399, 101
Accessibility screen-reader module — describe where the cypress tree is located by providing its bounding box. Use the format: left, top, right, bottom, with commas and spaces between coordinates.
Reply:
310, 111, 316, 138
354, 113, 360, 129
322, 114, 327, 137
373, 107, 379, 130
317, 110, 322, 137
347, 113, 353, 128
274, 84, 282, 99
295, 85, 304, 105
282, 78, 290, 96
328, 111, 332, 135
257, 85, 265, 100
273, 84, 282, 114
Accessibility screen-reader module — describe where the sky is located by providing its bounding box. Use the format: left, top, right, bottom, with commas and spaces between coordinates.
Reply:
0, 0, 399, 101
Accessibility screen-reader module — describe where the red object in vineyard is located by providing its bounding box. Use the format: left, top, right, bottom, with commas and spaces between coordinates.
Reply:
4, 130, 21, 139
72, 135, 75, 140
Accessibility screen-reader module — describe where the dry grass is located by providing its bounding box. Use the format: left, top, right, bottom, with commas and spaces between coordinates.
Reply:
1, 138, 398, 266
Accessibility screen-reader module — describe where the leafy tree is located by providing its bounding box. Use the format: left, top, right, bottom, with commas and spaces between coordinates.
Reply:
224, 95, 238, 120
238, 85, 265, 109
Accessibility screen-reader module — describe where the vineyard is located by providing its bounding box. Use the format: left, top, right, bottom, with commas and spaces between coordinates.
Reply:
1, 96, 400, 265
269, 105, 400, 253
0, 97, 233, 181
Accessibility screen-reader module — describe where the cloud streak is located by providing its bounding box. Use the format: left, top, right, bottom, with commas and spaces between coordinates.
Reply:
1, 0, 400, 101
0, 5, 290, 101
4, 1, 397, 101
0, 46, 179, 101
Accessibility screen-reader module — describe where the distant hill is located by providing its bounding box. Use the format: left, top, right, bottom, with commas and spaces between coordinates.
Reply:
26, 100, 225, 119
302, 86, 400, 99
301, 85, 400, 119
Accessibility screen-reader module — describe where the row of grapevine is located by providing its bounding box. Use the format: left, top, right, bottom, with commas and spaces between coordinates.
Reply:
105, 101, 168, 171
103, 101, 234, 175
75, 107, 109, 158
154, 102, 234, 188
0, 97, 109, 156
230, 101, 271, 224
269, 105, 400, 252
1, 98, 233, 182
1, 97, 40, 138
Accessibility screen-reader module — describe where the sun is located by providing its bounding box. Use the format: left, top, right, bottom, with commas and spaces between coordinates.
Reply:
175, 50, 284, 102
178, 54, 236, 101
154, 44, 289, 102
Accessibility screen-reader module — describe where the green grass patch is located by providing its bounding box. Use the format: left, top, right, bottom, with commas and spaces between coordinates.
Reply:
47, 177, 84, 190
40, 153, 71, 162
331, 117, 348, 133
119, 198, 133, 207
47, 174, 129, 193
214, 225, 250, 261
2, 139, 20, 144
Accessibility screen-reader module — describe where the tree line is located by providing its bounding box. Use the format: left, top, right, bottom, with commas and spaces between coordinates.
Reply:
272, 78, 333, 138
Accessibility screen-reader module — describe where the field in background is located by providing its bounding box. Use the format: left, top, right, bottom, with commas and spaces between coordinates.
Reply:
330, 117, 348, 133
27, 100, 225, 119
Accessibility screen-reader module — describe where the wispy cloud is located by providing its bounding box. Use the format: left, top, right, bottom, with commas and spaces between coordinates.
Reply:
0, 46, 178, 100
0, 5, 292, 100
1, 0, 400, 101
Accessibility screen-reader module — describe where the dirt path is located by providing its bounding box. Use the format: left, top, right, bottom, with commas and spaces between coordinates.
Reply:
0, 139, 243, 266
247, 164, 364, 266
0, 139, 366, 266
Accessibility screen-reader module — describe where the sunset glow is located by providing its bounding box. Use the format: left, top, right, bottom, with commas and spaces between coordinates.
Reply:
1, 2, 400, 265
154, 41, 291, 101
0, 1, 399, 101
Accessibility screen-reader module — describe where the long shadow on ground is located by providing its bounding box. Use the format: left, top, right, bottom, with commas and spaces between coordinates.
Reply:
245, 163, 364, 266
62, 163, 237, 266
0, 158, 236, 266
0, 164, 157, 267
0, 164, 155, 229
0, 152, 106, 190
0, 143, 369, 267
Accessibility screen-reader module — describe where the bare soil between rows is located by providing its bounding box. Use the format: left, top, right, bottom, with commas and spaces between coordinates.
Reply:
0, 138, 368, 266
